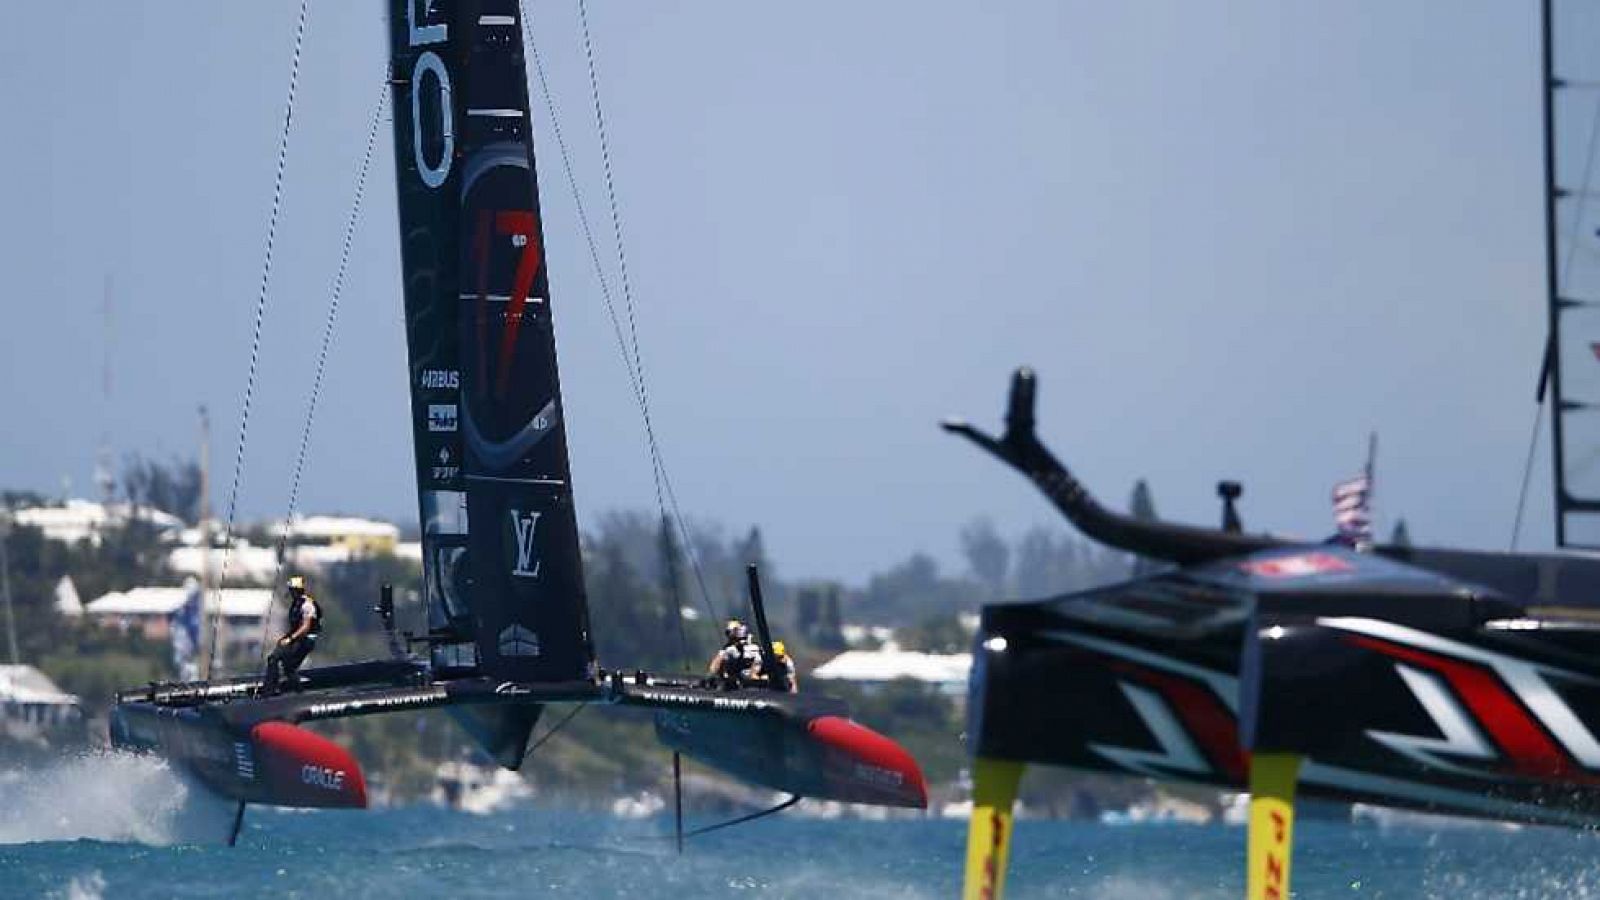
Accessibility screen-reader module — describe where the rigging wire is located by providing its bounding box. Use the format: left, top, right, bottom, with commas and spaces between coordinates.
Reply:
643, 794, 803, 841
520, 3, 720, 631
661, 514, 692, 672
207, 0, 311, 675
575, 0, 654, 497
521, 701, 589, 764
256, 83, 391, 657
1510, 394, 1547, 551
574, 0, 720, 628
574, 0, 724, 628
681, 794, 802, 838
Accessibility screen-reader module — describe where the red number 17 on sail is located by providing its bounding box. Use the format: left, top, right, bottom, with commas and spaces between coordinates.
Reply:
485, 210, 544, 398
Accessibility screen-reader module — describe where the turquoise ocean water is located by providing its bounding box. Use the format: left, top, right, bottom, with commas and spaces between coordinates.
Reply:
3, 752, 1600, 899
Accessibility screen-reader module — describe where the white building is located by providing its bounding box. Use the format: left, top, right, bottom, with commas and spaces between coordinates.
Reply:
811, 649, 973, 697
166, 541, 282, 585
839, 623, 896, 648
86, 585, 276, 661
53, 576, 83, 618
273, 515, 401, 553
0, 664, 82, 736
167, 535, 415, 586
13, 499, 184, 546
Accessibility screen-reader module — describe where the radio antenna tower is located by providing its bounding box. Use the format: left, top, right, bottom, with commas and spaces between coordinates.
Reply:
94, 276, 115, 504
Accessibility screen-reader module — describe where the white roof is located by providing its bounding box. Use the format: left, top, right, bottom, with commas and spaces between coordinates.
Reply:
166, 544, 281, 584
811, 650, 972, 685
0, 665, 80, 706
87, 586, 274, 618
168, 540, 394, 585
273, 515, 399, 541
290, 544, 355, 566
839, 623, 896, 646
54, 576, 82, 617
13, 499, 184, 544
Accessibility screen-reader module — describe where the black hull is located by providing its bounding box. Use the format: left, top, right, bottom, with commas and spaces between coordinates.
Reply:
974, 585, 1600, 827
111, 665, 927, 812
622, 682, 925, 808
110, 701, 368, 809
949, 369, 1600, 829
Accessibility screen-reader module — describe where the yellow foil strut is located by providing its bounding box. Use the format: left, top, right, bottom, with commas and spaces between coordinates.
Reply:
1245, 753, 1302, 900
963, 757, 1025, 900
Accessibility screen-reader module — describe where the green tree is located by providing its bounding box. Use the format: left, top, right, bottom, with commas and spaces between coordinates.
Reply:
898, 613, 971, 654
1129, 479, 1158, 522
1012, 526, 1129, 598
1013, 527, 1059, 598
584, 519, 688, 672
121, 454, 202, 524
316, 553, 425, 637
960, 517, 1009, 596
1128, 479, 1162, 577
1389, 518, 1412, 548
736, 526, 768, 572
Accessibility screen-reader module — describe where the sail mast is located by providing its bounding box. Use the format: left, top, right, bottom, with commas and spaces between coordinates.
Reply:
1541, 0, 1600, 546
1543, 0, 1570, 546
0, 507, 17, 666
198, 405, 213, 680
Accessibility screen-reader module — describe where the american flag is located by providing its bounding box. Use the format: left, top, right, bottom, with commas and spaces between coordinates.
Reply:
1332, 472, 1373, 548
170, 578, 203, 681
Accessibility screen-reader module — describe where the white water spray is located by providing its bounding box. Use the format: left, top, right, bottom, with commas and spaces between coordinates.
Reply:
0, 749, 236, 845
52, 872, 107, 900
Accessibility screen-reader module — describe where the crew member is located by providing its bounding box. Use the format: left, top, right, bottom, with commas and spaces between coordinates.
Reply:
708, 619, 758, 689
766, 640, 799, 694
263, 575, 321, 696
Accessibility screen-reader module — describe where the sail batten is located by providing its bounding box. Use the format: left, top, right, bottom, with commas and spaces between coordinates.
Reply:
388, 0, 594, 683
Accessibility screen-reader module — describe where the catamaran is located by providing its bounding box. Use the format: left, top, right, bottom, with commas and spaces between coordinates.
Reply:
949, 5, 1600, 896
948, 369, 1600, 900
109, 0, 924, 841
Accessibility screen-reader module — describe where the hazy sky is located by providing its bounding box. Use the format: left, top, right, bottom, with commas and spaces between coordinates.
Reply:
0, 2, 1560, 583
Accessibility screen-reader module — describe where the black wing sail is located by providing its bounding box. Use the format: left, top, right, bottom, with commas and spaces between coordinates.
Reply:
389, 0, 594, 684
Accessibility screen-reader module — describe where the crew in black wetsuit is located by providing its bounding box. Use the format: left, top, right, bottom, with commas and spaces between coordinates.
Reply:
707, 619, 758, 689
262, 575, 321, 696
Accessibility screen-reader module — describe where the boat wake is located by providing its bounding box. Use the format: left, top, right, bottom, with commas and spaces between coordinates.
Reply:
0, 749, 236, 845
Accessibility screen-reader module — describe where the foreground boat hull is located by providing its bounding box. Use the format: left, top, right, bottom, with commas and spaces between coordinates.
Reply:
110, 701, 367, 809
971, 581, 1600, 827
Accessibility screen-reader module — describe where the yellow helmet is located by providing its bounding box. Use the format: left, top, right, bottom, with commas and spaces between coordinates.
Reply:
286, 575, 306, 592
772, 640, 787, 657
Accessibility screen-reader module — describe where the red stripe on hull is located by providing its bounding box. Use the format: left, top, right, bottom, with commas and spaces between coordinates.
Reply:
1122, 667, 1249, 783
1348, 636, 1598, 784
250, 722, 368, 809
808, 716, 928, 808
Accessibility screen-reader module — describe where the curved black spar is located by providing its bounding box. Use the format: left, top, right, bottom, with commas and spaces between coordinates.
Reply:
941, 367, 1294, 565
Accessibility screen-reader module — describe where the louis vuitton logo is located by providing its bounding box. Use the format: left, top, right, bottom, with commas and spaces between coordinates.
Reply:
510, 509, 542, 578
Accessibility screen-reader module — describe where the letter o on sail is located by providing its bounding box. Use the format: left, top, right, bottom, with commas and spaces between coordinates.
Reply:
412, 51, 454, 189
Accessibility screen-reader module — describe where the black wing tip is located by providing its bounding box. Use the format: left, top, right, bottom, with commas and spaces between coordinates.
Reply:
1004, 367, 1037, 441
